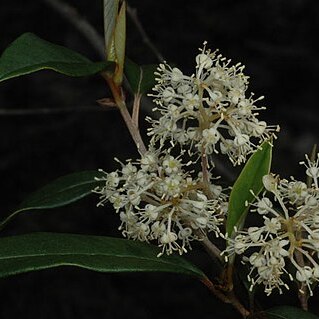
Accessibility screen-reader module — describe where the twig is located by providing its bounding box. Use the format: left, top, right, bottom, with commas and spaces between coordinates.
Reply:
201, 148, 215, 199
118, 102, 147, 155
132, 94, 142, 129
103, 73, 147, 155
199, 234, 223, 264
42, 0, 105, 59
295, 249, 309, 310
227, 290, 250, 318
201, 277, 250, 318
126, 4, 164, 62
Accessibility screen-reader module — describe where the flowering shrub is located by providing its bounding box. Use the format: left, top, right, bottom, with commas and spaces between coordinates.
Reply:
0, 1, 318, 319
94, 43, 276, 261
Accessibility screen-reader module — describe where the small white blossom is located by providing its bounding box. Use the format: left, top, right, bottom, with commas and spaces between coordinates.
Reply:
262, 174, 278, 192
300, 153, 319, 189
255, 197, 273, 215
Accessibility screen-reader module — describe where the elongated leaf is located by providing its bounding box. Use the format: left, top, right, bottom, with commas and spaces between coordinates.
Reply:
0, 233, 205, 279
0, 171, 104, 230
113, 1, 126, 85
0, 33, 114, 82
226, 140, 272, 235
103, 0, 119, 60
261, 306, 319, 319
125, 58, 157, 94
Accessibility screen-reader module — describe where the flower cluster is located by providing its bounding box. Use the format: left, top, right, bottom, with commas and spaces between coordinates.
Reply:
148, 42, 279, 165
94, 150, 226, 256
224, 154, 319, 296
95, 43, 279, 260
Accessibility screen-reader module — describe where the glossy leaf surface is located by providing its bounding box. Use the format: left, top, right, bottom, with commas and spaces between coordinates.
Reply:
0, 33, 113, 82
226, 140, 272, 235
113, 1, 126, 85
0, 171, 104, 230
103, 0, 118, 59
125, 58, 157, 94
0, 233, 205, 279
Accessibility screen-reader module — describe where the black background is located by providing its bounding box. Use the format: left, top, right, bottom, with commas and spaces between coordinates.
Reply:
1, 0, 319, 318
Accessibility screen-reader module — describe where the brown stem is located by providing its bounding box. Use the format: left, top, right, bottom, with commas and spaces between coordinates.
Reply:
103, 74, 147, 155
201, 277, 250, 318
196, 232, 223, 264
298, 289, 309, 312
119, 104, 147, 155
294, 250, 309, 311
196, 234, 249, 317
132, 93, 142, 129
225, 263, 235, 292
227, 290, 250, 318
201, 148, 214, 199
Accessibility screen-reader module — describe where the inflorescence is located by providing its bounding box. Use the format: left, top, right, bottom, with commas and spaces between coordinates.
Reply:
94, 43, 313, 296
95, 42, 276, 256
94, 149, 226, 256
148, 41, 279, 165
224, 153, 319, 296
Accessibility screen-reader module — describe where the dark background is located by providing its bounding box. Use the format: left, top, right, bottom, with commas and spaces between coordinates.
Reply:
1, 0, 319, 318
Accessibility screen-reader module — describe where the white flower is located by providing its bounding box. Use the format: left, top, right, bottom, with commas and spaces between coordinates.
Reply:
140, 152, 157, 172
223, 154, 319, 296
148, 42, 279, 166
300, 153, 319, 188
263, 217, 281, 235
296, 266, 313, 283
247, 227, 263, 242
262, 174, 278, 192
256, 197, 273, 215
249, 252, 266, 268
201, 127, 221, 154
94, 149, 226, 256
162, 155, 182, 175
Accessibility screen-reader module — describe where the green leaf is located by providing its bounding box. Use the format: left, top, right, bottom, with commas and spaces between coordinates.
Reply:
125, 58, 157, 94
0, 170, 104, 230
261, 306, 319, 319
113, 1, 126, 85
103, 0, 119, 60
0, 233, 206, 279
226, 140, 273, 235
0, 33, 114, 82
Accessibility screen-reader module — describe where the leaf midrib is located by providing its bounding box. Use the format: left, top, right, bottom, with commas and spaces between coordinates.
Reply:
20, 179, 99, 204
0, 252, 199, 275
0, 61, 106, 80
